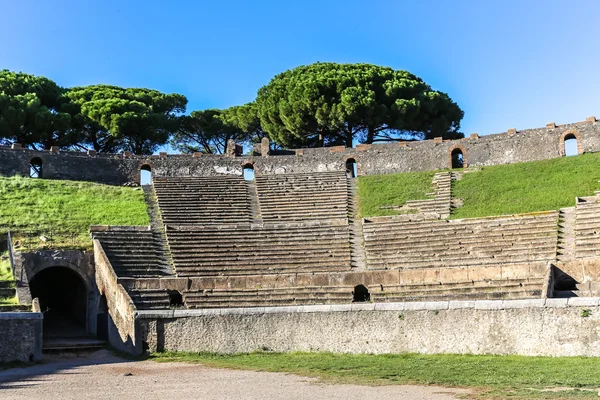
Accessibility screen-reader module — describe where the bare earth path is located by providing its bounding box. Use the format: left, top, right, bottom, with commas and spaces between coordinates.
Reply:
0, 351, 469, 400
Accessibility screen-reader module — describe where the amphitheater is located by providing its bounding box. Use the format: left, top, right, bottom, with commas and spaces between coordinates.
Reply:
3, 118, 600, 363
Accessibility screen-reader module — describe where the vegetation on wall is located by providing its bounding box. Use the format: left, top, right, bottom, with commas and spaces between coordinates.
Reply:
451, 152, 600, 219
357, 170, 436, 217
0, 176, 149, 249
356, 153, 600, 219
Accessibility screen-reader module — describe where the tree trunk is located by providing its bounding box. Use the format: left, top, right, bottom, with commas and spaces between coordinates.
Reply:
366, 126, 375, 144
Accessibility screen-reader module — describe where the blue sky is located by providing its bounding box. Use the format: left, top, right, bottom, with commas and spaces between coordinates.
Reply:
1, 0, 599, 140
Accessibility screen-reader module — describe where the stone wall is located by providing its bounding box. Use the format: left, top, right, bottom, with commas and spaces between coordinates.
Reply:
0, 312, 43, 362
93, 240, 140, 354
1, 119, 599, 184
135, 298, 600, 357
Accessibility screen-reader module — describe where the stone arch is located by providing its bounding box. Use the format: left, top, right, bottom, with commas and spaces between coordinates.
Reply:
242, 162, 255, 181
30, 157, 43, 178
29, 266, 89, 338
449, 145, 467, 169
140, 163, 152, 185
345, 157, 358, 178
23, 251, 96, 335
560, 129, 583, 156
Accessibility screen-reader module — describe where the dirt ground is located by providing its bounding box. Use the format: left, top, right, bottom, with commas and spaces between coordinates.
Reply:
0, 350, 469, 400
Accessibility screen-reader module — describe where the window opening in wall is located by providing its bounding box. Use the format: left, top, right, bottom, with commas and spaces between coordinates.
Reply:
30, 157, 43, 178
353, 284, 370, 302
451, 149, 464, 169
243, 164, 255, 181
346, 158, 358, 178
564, 134, 578, 157
168, 290, 184, 307
140, 165, 152, 185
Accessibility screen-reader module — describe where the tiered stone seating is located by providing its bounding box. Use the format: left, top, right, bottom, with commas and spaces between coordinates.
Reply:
165, 220, 352, 277
575, 195, 600, 258
153, 176, 251, 225
127, 289, 171, 310
183, 286, 353, 308
93, 228, 173, 278
370, 278, 544, 302
363, 212, 559, 270
256, 171, 349, 221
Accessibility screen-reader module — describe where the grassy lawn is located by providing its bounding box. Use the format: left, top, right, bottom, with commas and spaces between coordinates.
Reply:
150, 351, 600, 399
357, 170, 437, 217
0, 252, 17, 305
0, 176, 149, 250
452, 153, 600, 219
0, 251, 12, 281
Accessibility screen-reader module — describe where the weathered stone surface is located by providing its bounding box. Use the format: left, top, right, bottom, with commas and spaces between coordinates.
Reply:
1, 120, 599, 183
136, 303, 600, 356
0, 313, 42, 362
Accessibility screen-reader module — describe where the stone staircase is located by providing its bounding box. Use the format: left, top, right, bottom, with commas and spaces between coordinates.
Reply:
153, 176, 252, 225
255, 171, 349, 222
165, 220, 352, 277
246, 180, 263, 224
557, 207, 576, 262
383, 172, 454, 218
363, 211, 559, 270
93, 228, 174, 278
347, 177, 366, 270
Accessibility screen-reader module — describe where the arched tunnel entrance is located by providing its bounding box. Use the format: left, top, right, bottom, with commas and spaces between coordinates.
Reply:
30, 267, 88, 340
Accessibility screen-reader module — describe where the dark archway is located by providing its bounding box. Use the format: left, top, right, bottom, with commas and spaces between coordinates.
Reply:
30, 267, 87, 338
353, 284, 370, 302
140, 164, 152, 185
243, 163, 255, 181
346, 158, 358, 178
451, 148, 464, 169
30, 157, 43, 178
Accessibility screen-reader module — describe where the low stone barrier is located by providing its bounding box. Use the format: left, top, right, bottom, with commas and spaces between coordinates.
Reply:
135, 298, 600, 356
0, 312, 42, 363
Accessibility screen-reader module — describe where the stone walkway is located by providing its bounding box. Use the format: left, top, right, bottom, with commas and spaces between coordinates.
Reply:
0, 351, 469, 400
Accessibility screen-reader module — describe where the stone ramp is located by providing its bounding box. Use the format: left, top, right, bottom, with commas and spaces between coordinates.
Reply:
255, 171, 349, 222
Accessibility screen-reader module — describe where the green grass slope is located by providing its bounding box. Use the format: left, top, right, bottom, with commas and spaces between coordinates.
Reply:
357, 171, 436, 217
0, 176, 149, 250
151, 351, 600, 399
452, 153, 600, 219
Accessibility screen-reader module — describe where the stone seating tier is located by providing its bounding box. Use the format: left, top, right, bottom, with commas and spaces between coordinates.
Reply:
363, 212, 559, 270
127, 289, 171, 310
153, 176, 252, 225
256, 171, 349, 221
165, 221, 352, 277
94, 229, 173, 278
575, 196, 600, 258
180, 277, 544, 308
